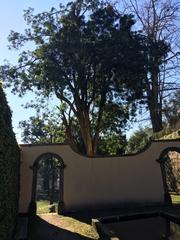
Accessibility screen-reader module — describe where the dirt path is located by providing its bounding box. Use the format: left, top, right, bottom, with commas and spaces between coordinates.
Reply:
28, 214, 99, 240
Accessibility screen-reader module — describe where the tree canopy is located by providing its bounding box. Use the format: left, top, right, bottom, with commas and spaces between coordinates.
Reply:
1, 0, 149, 155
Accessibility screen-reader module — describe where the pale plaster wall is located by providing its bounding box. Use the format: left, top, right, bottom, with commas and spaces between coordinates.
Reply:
19, 140, 180, 213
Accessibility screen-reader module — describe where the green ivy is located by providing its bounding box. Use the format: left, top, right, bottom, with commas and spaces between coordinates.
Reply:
0, 82, 20, 240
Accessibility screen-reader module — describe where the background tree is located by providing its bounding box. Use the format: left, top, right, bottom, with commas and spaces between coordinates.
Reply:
1, 0, 147, 156
36, 156, 61, 211
119, 0, 180, 132
0, 82, 20, 240
98, 133, 127, 155
163, 90, 180, 128
19, 104, 128, 155
126, 127, 152, 154
19, 111, 65, 144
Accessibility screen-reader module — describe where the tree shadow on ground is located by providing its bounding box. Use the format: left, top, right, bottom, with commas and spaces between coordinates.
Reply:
28, 215, 94, 240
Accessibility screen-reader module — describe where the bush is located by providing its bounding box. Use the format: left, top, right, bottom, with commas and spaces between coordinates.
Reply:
0, 83, 20, 240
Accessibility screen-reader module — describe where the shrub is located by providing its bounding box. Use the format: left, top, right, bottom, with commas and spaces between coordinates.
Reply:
0, 83, 20, 240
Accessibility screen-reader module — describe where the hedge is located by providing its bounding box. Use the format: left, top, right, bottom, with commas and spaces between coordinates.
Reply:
0, 83, 20, 240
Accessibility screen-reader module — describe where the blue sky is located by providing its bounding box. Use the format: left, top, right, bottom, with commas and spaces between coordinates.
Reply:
0, 1, 68, 141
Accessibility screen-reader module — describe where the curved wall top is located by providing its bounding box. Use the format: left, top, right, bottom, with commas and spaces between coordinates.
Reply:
19, 138, 180, 159
19, 139, 180, 213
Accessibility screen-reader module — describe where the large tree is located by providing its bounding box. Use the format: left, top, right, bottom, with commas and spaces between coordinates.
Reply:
1, 0, 147, 156
120, 0, 180, 132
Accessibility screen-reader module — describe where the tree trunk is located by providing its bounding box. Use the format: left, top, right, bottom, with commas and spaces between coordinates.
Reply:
92, 98, 105, 154
147, 70, 163, 133
50, 162, 55, 205
78, 108, 94, 156
80, 116, 94, 156
149, 104, 163, 132
43, 166, 49, 194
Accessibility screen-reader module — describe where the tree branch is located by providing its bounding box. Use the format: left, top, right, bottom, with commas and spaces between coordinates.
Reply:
55, 90, 77, 115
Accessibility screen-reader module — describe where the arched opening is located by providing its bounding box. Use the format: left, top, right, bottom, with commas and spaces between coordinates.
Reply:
158, 147, 180, 205
29, 153, 65, 215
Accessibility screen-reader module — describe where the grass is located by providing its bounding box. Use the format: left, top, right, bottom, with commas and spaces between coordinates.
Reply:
39, 214, 99, 239
160, 129, 180, 140
171, 194, 180, 205
37, 200, 58, 214
36, 200, 99, 239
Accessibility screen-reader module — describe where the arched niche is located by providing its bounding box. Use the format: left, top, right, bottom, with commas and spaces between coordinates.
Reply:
157, 147, 180, 206
28, 152, 66, 215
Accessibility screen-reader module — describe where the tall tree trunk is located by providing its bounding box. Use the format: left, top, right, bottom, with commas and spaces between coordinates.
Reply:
92, 100, 105, 154
78, 108, 94, 156
149, 103, 163, 132
147, 71, 163, 133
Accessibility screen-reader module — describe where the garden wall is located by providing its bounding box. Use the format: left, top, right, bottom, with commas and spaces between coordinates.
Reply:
19, 139, 180, 213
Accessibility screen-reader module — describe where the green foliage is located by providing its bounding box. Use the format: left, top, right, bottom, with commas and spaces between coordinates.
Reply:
97, 133, 127, 155
126, 120, 179, 155
0, 83, 20, 240
126, 127, 152, 154
19, 107, 127, 155
19, 111, 65, 144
